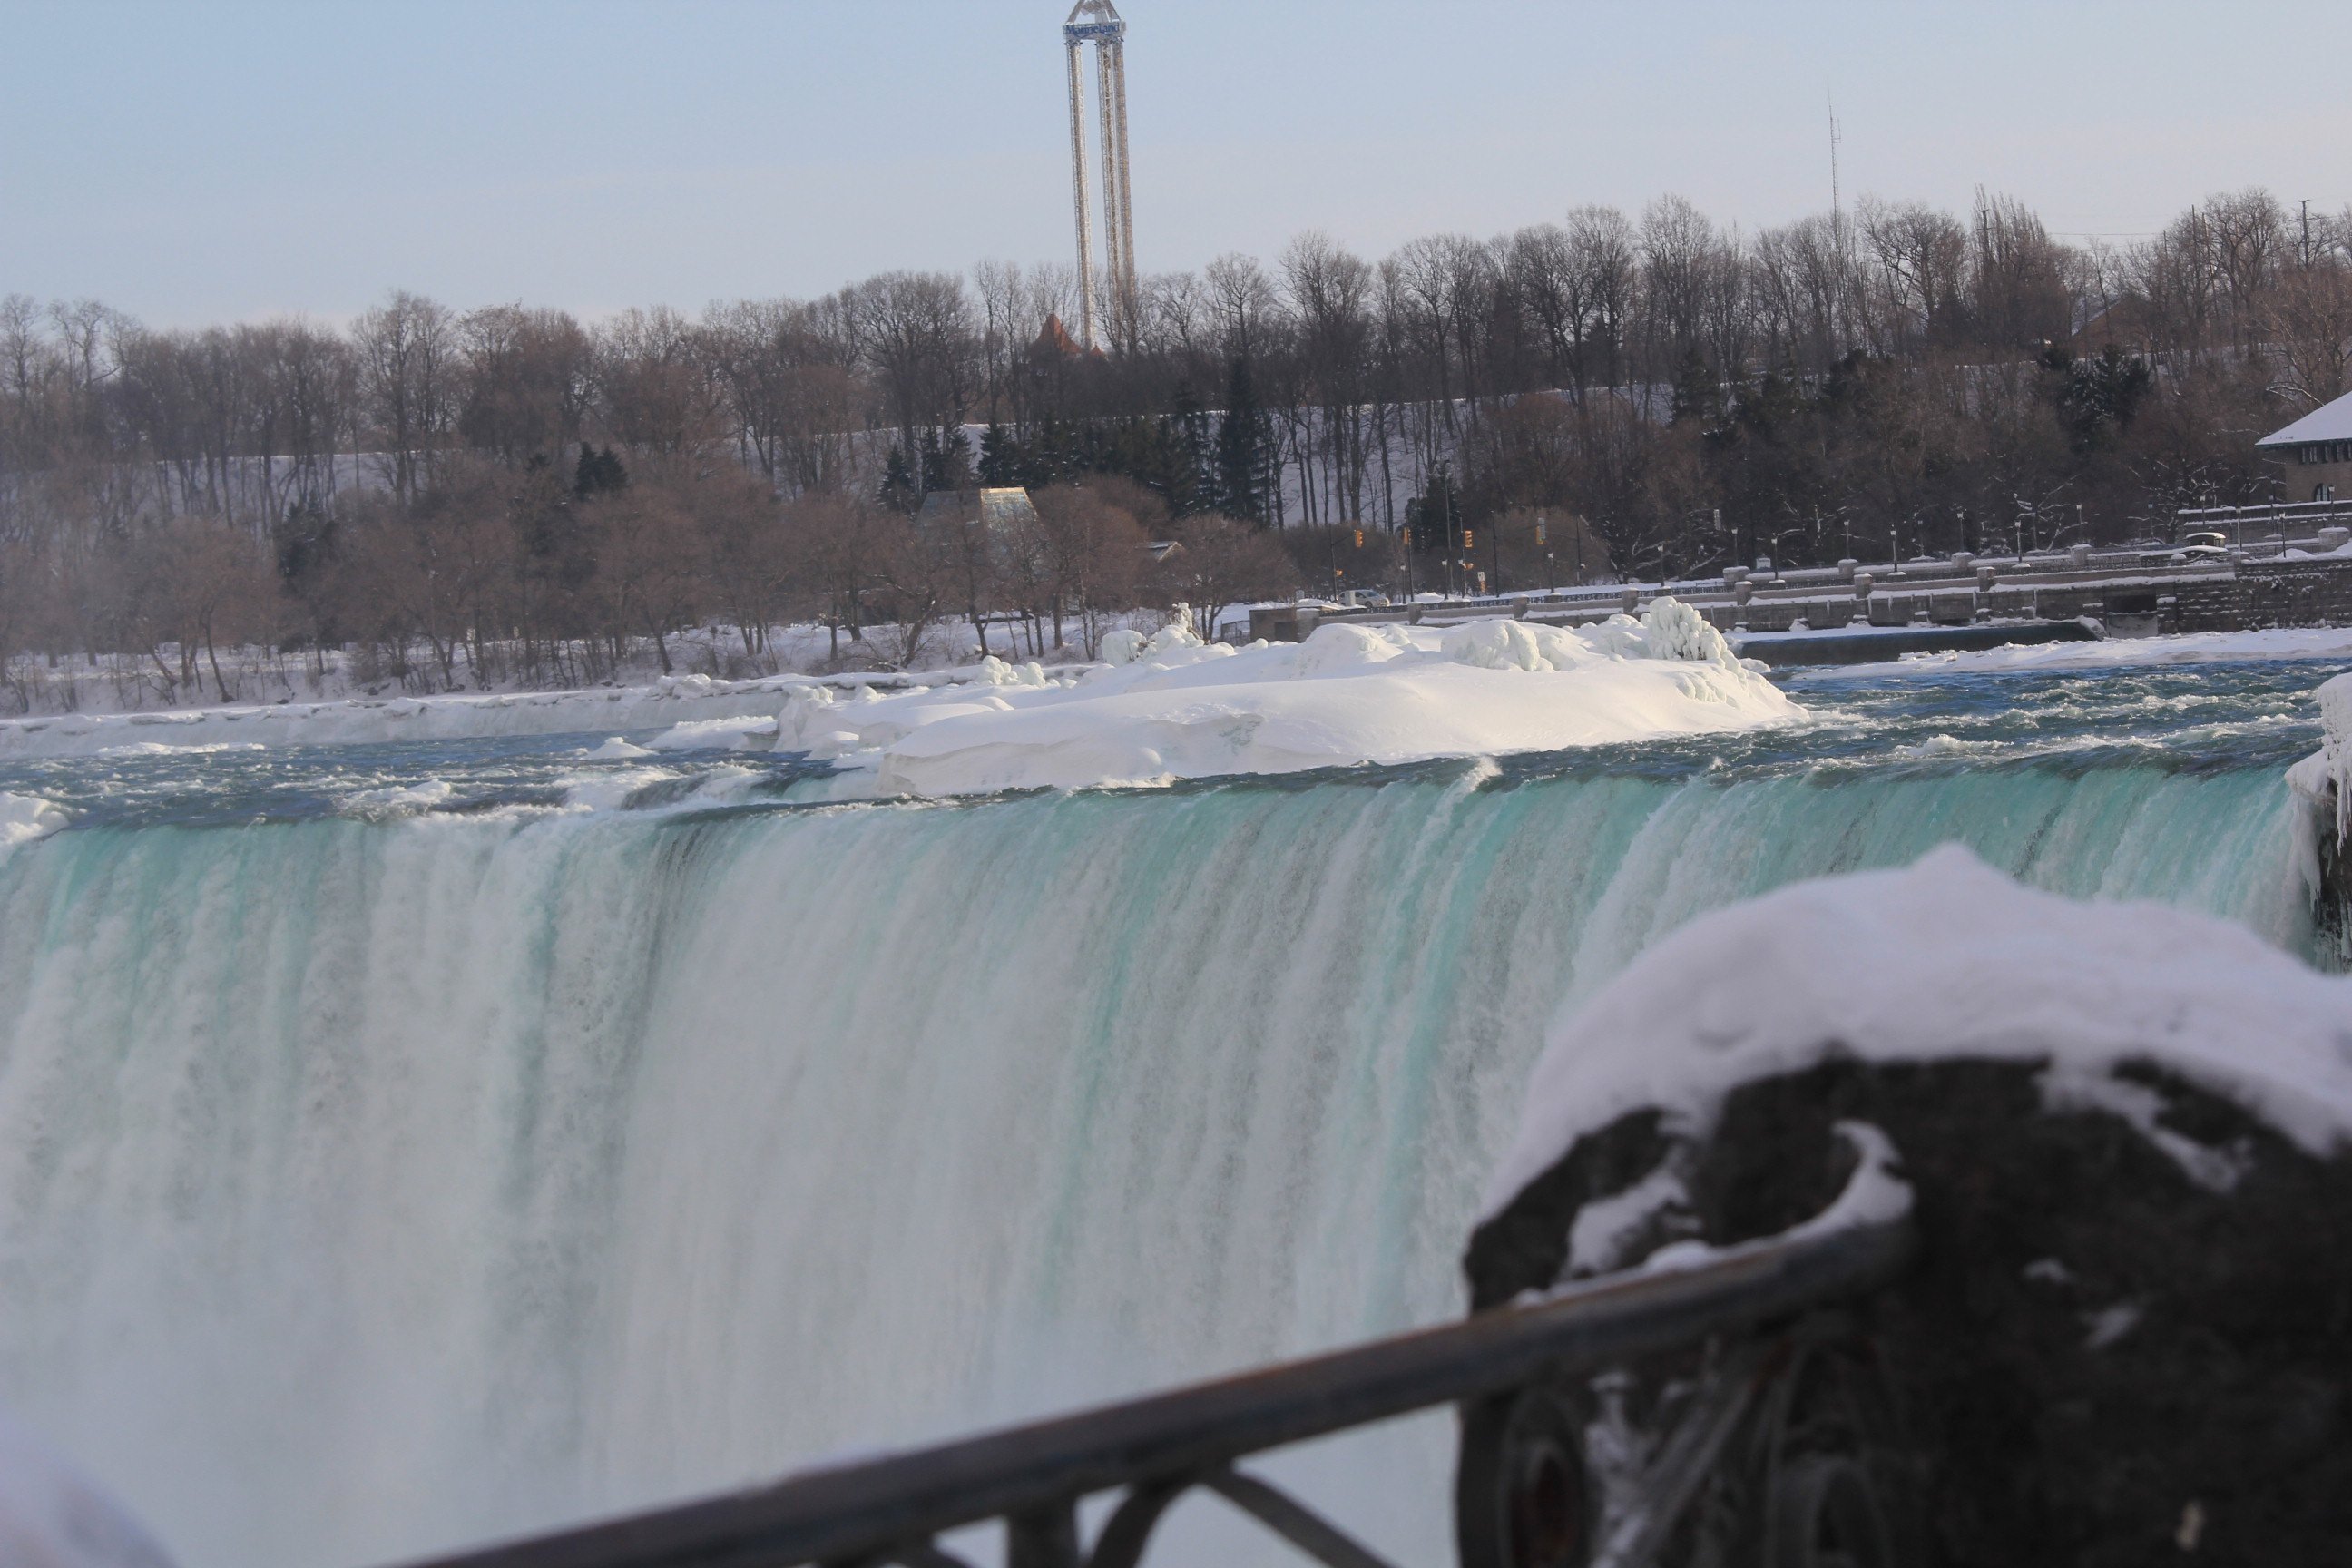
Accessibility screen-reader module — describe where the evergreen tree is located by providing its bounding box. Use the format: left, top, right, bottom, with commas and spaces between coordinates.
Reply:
272, 497, 338, 585
1668, 345, 1721, 427
1215, 357, 1271, 524
877, 444, 919, 514
2049, 345, 2153, 453
920, 426, 973, 494
573, 443, 628, 498
1406, 468, 1459, 554
1169, 378, 1213, 515
977, 422, 1023, 485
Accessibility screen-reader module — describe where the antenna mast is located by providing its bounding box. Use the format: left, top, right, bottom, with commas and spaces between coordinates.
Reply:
1828, 89, 1843, 230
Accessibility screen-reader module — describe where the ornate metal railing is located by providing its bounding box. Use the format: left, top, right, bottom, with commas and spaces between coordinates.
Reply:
395, 1176, 1913, 1568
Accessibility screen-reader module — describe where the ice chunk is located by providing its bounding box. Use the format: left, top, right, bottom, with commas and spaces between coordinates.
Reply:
1639, 594, 1736, 664
0, 794, 68, 854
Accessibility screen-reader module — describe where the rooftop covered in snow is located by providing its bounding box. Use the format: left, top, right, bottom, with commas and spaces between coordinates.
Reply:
2256, 387, 2352, 448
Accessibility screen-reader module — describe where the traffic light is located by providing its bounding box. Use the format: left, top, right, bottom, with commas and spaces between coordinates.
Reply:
1534, 520, 1547, 546
1462, 528, 1475, 549
1353, 528, 1364, 548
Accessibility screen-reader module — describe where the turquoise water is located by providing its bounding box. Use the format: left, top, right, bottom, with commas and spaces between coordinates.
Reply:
0, 658, 2330, 1567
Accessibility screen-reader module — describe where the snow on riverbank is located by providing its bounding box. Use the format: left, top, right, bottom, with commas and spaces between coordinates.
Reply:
775, 601, 1799, 797
1827, 625, 2352, 678
0, 603, 1803, 798
0, 672, 926, 761
1482, 846, 2352, 1220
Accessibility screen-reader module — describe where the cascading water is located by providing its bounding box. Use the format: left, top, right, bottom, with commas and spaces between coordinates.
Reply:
0, 659, 2328, 1568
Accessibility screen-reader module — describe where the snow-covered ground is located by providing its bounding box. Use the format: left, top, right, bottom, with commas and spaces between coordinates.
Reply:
0, 614, 1119, 724
0, 602, 1803, 798
1483, 846, 2352, 1220
1824, 625, 2352, 678
0, 671, 931, 761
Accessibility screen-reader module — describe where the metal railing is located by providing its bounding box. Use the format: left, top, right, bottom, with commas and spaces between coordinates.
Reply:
391, 1188, 1913, 1568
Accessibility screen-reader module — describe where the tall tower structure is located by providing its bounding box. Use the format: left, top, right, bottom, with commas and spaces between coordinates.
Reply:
1063, 1, 1134, 351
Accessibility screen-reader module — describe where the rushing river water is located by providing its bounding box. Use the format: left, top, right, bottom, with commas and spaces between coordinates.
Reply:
0, 657, 2331, 1567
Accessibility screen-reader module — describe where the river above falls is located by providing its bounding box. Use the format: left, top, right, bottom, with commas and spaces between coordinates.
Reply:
0, 652, 2336, 1568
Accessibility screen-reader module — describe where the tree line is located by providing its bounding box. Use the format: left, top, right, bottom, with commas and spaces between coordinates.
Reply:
3, 184, 2348, 701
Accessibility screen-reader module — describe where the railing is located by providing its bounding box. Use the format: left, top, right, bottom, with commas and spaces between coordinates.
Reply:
391, 1174, 1914, 1568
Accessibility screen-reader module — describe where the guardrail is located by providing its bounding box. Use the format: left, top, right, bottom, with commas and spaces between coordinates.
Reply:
390, 1173, 1914, 1568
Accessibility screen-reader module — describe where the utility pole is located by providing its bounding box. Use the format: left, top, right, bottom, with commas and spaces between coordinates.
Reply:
2301, 199, 2314, 267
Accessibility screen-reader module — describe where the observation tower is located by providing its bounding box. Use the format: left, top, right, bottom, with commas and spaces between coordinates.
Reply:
1063, 1, 1135, 351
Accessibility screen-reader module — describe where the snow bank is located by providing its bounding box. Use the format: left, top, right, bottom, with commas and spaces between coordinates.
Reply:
0, 1409, 175, 1567
0, 603, 1801, 794
1483, 846, 2352, 1218
773, 602, 1800, 797
1829, 624, 2352, 677
0, 672, 930, 761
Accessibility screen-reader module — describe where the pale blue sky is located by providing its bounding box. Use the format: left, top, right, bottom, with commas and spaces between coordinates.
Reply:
6, 0, 2350, 328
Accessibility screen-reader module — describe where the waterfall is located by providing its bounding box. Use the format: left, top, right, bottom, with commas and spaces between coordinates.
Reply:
0, 744, 2308, 1567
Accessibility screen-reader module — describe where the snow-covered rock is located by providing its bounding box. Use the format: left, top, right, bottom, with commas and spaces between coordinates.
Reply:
1469, 849, 2352, 1562
1485, 846, 2352, 1219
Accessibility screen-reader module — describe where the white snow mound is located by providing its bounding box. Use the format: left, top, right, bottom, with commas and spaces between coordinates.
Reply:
776, 603, 1797, 798
1483, 846, 2352, 1219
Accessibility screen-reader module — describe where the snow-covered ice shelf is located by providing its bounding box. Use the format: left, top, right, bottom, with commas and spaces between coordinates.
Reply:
777, 600, 1798, 797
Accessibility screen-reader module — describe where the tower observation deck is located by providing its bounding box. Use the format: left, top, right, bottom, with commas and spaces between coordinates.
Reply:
1063, 1, 1134, 351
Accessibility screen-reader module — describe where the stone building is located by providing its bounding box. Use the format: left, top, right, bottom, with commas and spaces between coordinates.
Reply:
2257, 390, 2352, 503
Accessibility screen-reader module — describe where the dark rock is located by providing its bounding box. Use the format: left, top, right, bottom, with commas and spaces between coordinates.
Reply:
1464, 1057, 2352, 1565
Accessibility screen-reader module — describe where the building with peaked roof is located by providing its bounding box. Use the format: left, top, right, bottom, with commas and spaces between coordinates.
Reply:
2257, 391, 2352, 504
915, 486, 1042, 534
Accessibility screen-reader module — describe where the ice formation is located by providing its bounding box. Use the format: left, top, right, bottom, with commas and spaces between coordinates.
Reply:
777, 602, 1797, 798
1824, 624, 2352, 676
1483, 845, 2352, 1219
0, 793, 69, 857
